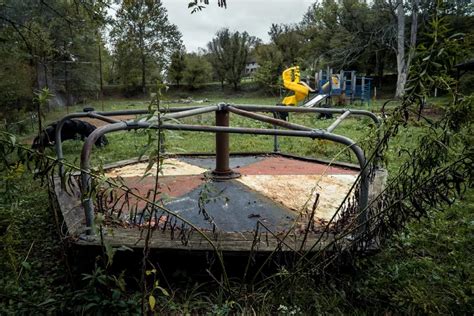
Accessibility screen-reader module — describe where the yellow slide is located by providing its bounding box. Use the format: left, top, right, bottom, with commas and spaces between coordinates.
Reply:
281, 66, 314, 106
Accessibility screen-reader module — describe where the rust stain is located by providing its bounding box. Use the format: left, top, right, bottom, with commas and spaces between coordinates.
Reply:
237, 174, 357, 222
238, 156, 357, 176
105, 158, 206, 178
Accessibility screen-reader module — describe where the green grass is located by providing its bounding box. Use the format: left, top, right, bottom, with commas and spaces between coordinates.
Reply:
55, 109, 424, 176
0, 175, 70, 313
348, 190, 474, 314
35, 93, 425, 171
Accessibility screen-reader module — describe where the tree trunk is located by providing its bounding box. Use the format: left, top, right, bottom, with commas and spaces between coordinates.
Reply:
98, 36, 103, 100
140, 31, 146, 94
376, 50, 385, 88
65, 59, 70, 107
395, 0, 419, 98
395, 0, 406, 98
141, 52, 146, 94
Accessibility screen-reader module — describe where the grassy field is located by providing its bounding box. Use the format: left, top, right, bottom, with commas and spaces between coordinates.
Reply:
1, 93, 472, 314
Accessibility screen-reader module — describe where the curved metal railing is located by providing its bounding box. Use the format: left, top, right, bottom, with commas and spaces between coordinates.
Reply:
54, 103, 381, 236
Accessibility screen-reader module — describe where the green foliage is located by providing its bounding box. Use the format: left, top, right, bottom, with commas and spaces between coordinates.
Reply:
0, 0, 108, 109
298, 0, 473, 81
269, 23, 305, 67
0, 44, 33, 111
207, 28, 258, 90
301, 0, 385, 72
183, 53, 212, 89
0, 146, 62, 313
168, 49, 186, 87
1, 90, 473, 314
111, 0, 182, 93
408, 10, 466, 99
71, 266, 140, 315
0, 132, 141, 315
188, 0, 227, 14
113, 39, 144, 93
253, 43, 284, 95
351, 191, 474, 314
356, 10, 474, 247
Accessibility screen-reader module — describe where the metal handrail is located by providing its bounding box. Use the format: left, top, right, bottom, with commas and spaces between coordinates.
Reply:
229, 104, 381, 126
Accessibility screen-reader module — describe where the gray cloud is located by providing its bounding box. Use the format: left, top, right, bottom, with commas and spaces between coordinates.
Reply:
161, 0, 315, 52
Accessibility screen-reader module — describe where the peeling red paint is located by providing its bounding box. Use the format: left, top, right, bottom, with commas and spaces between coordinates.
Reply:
100, 175, 205, 215
123, 175, 204, 198
238, 157, 358, 176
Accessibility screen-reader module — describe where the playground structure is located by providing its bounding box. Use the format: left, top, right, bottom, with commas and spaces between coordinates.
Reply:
52, 104, 386, 256
281, 66, 373, 108
281, 66, 315, 106
315, 68, 373, 105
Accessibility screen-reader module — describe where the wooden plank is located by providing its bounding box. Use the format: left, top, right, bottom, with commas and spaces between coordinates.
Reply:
75, 226, 340, 252
53, 177, 87, 235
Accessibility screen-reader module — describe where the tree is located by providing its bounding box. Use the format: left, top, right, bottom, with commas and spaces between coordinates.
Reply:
207, 28, 257, 90
188, 0, 227, 13
301, 0, 390, 74
0, 41, 34, 111
395, 0, 419, 98
253, 43, 284, 95
206, 51, 227, 89
168, 49, 186, 87
111, 0, 182, 93
183, 53, 212, 89
269, 23, 305, 67
0, 0, 107, 109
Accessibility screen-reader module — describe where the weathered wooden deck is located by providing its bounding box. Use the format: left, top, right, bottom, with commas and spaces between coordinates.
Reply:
54, 153, 364, 253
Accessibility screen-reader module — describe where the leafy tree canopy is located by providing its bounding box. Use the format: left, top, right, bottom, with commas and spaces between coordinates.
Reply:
207, 28, 259, 90
111, 0, 182, 93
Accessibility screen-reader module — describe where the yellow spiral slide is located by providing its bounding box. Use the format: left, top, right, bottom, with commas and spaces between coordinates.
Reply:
281, 66, 314, 106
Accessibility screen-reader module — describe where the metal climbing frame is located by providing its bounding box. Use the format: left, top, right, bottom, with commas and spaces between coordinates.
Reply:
54, 104, 381, 236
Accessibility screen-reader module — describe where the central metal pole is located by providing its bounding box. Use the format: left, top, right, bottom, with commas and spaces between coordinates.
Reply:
215, 109, 230, 173
211, 109, 240, 180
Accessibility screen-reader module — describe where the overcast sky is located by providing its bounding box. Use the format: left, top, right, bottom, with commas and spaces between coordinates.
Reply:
161, 0, 315, 52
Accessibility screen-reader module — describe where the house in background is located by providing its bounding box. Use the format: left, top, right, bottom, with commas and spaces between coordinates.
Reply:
245, 59, 260, 75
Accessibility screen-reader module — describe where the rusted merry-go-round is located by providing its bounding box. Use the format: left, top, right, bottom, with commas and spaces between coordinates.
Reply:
52, 103, 386, 257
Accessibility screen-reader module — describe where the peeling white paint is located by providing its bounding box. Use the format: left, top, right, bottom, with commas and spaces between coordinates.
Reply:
105, 159, 206, 178
238, 174, 357, 222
